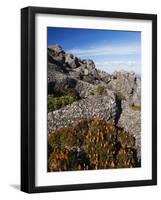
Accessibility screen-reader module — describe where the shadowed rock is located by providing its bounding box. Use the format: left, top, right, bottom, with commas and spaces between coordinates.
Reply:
117, 101, 141, 160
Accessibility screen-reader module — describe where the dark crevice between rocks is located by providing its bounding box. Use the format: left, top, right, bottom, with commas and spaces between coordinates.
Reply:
114, 95, 141, 167
48, 82, 56, 95
114, 94, 122, 125
131, 147, 141, 167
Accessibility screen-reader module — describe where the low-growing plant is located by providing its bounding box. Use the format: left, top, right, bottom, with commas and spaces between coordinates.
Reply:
48, 95, 76, 112
62, 88, 80, 99
48, 86, 80, 99
48, 118, 140, 172
96, 85, 107, 96
116, 91, 126, 101
131, 104, 141, 111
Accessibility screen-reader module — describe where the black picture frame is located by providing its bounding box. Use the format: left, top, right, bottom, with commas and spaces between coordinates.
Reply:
21, 6, 157, 193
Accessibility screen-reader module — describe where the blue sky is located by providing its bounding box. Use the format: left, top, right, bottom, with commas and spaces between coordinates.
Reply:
48, 27, 141, 75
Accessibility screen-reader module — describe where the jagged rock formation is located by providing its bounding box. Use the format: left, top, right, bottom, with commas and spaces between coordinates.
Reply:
47, 44, 141, 162
107, 70, 141, 106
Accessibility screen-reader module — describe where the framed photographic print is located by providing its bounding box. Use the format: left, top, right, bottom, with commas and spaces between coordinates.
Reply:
21, 6, 157, 193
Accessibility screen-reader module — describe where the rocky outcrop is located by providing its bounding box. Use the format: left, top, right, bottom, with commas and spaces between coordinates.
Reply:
47, 71, 97, 98
82, 59, 100, 80
48, 45, 101, 83
48, 50, 141, 108
48, 95, 116, 132
47, 44, 141, 161
107, 70, 141, 106
98, 70, 112, 84
48, 45, 65, 65
117, 101, 141, 160
132, 78, 141, 106
65, 53, 80, 69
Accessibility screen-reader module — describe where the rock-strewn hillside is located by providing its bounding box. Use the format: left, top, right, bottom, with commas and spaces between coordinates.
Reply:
47, 44, 141, 165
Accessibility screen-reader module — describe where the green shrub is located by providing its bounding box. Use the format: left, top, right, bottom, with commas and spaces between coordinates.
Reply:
48, 95, 76, 112
96, 85, 107, 96
131, 104, 141, 111
48, 87, 80, 112
62, 88, 79, 99
49, 86, 80, 99
116, 91, 126, 101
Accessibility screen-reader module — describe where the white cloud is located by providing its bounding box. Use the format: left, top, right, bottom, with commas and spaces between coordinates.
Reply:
95, 60, 137, 74
95, 60, 136, 66
68, 44, 140, 58
67, 43, 141, 74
